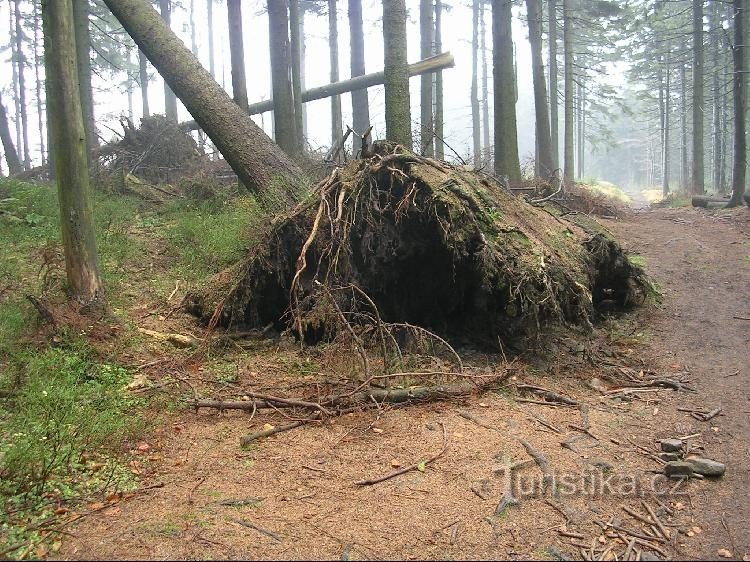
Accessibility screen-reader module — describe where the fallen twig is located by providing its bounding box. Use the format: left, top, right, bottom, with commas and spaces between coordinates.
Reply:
229, 517, 281, 542
355, 422, 447, 486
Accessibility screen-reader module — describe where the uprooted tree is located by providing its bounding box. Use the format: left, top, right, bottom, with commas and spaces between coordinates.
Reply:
102, 0, 649, 360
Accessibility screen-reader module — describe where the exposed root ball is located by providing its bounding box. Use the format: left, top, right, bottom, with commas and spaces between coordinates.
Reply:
187, 145, 648, 347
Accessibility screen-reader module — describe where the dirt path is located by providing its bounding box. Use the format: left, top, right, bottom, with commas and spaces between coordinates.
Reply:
609, 206, 750, 560
55, 206, 749, 561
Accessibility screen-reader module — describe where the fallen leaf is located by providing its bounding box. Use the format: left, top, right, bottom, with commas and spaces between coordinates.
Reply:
390, 459, 401, 468
718, 549, 732, 558
653, 407, 659, 415
106, 492, 121, 503
88, 502, 105, 511
478, 402, 489, 408
54, 507, 69, 515
51, 540, 62, 553
416, 461, 427, 473
692, 526, 702, 534
598, 535, 607, 544
262, 423, 275, 431
136, 442, 151, 452
687, 531, 695, 537
372, 428, 384, 434
36, 544, 48, 558
453, 432, 464, 439
741, 554, 750, 562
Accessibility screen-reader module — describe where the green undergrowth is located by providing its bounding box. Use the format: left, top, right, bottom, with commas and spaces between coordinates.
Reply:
1, 177, 259, 557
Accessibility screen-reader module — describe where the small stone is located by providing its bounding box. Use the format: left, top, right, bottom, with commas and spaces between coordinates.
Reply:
588, 377, 607, 392
660, 439, 684, 453
717, 548, 732, 558
685, 456, 726, 477
660, 452, 681, 461
390, 459, 401, 468
664, 461, 693, 479
372, 428, 383, 434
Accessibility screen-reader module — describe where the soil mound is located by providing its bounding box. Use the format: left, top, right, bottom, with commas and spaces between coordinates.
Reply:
187, 144, 649, 347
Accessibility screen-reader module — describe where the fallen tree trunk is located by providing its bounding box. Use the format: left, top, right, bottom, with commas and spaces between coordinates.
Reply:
180, 53, 455, 132
691, 195, 730, 208
102, 0, 305, 202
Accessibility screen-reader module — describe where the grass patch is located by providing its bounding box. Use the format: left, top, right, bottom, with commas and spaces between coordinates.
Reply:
627, 254, 647, 268
160, 194, 260, 284
580, 179, 631, 204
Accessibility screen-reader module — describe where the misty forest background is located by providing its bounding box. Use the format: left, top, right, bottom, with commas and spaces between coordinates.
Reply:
1, 0, 746, 198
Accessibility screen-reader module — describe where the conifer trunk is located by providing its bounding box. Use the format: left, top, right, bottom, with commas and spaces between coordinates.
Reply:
227, 0, 249, 112
382, 0, 412, 148
493, 0, 521, 181
348, 0, 370, 137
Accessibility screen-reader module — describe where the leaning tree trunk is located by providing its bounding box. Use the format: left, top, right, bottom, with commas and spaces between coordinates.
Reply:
420, 0, 435, 157
728, 0, 747, 207
493, 0, 521, 181
526, 0, 553, 177
348, 0, 370, 138
549, 0, 559, 170
227, 0, 248, 112
692, 0, 705, 194
268, 0, 298, 156
158, 0, 179, 122
42, 0, 103, 304
563, 0, 575, 182
102, 0, 305, 202
382, 0, 412, 149
328, 0, 343, 150
0, 92, 22, 175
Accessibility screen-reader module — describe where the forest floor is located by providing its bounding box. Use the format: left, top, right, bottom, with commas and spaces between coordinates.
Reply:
2, 180, 748, 560
55, 205, 749, 561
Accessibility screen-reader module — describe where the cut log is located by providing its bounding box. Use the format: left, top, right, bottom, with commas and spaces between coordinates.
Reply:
181, 53, 455, 132
102, 0, 305, 202
691, 195, 730, 208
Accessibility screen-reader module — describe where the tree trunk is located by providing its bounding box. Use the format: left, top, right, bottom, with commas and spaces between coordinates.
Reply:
525, 0, 553, 177
9, 3, 22, 164
480, 1, 490, 160
382, 0, 412, 148
207, 0, 215, 77
563, 0, 574, 182
692, 0, 705, 194
328, 0, 343, 150
15, 0, 31, 168
728, 0, 747, 206
548, 0, 559, 170
421, 0, 435, 157
493, 0, 521, 181
348, 0, 370, 138
138, 49, 150, 117
663, 54, 671, 196
680, 62, 688, 190
103, 0, 305, 202
157, 0, 179, 122
434, 0, 445, 159
33, 0, 46, 166
267, 0, 298, 156
181, 53, 454, 131
710, 0, 722, 192
42, 0, 103, 304
576, 76, 584, 179
126, 45, 134, 121
189, 0, 197, 55
471, 0, 481, 166
300, 7, 308, 137
290, 0, 305, 151
0, 93, 22, 176
227, 0, 248, 112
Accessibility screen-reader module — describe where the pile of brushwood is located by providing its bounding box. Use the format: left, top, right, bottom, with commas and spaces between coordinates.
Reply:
188, 142, 649, 353
95, 115, 233, 198
522, 171, 627, 218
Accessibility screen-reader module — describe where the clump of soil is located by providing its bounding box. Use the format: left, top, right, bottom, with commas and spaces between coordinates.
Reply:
187, 144, 648, 347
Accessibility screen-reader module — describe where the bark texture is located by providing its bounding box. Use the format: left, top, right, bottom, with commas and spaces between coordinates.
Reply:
103, 0, 305, 202
138, 49, 150, 117
434, 0, 444, 159
729, 0, 747, 206
158, 0, 179, 121
268, 0, 298, 156
348, 0, 370, 137
290, 0, 305, 151
0, 92, 22, 175
227, 0, 248, 112
42, 0, 103, 303
563, 0, 574, 182
471, 0, 481, 166
328, 0, 343, 149
383, 0, 412, 148
14, 0, 31, 168
420, 0, 435, 156
492, 0, 521, 181
526, 0, 553, 177
692, 0, 705, 194
548, 0, 559, 169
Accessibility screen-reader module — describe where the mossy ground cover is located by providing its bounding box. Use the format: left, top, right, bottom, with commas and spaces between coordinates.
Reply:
0, 177, 259, 558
